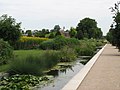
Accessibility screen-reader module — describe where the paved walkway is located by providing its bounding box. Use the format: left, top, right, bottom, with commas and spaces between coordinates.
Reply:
77, 44, 120, 90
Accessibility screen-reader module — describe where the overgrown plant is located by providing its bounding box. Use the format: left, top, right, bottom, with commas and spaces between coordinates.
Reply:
59, 46, 77, 62
8, 50, 60, 75
40, 36, 80, 50
14, 36, 48, 50
75, 39, 96, 56
0, 39, 13, 65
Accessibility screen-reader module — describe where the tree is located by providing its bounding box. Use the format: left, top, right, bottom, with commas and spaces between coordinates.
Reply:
53, 25, 61, 31
33, 29, 49, 37
76, 17, 102, 39
53, 25, 61, 37
0, 14, 21, 45
109, 2, 120, 50
25, 30, 32, 37
49, 25, 61, 38
69, 27, 77, 38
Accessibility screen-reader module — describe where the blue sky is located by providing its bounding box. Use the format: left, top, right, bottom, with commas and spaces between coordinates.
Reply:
0, 0, 118, 35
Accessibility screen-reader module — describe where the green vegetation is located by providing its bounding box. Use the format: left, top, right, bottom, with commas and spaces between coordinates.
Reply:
0, 14, 21, 46
0, 74, 52, 90
14, 50, 44, 59
76, 17, 103, 39
14, 36, 48, 50
106, 2, 120, 50
69, 27, 77, 38
59, 46, 77, 62
0, 64, 9, 72
0, 14, 105, 90
9, 50, 60, 75
40, 36, 79, 50
0, 39, 13, 65
75, 39, 95, 56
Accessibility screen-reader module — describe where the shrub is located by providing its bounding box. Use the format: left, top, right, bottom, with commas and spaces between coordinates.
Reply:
40, 36, 80, 50
14, 36, 48, 50
76, 39, 96, 56
0, 39, 13, 65
59, 46, 77, 62
40, 39, 55, 50
8, 50, 60, 75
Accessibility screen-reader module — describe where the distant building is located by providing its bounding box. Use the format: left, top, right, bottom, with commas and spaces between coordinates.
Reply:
59, 27, 70, 38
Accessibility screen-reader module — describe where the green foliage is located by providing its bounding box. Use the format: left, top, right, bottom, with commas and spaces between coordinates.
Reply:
76, 17, 103, 39
40, 36, 80, 50
0, 64, 9, 72
108, 2, 120, 49
14, 36, 48, 50
59, 46, 77, 62
40, 39, 55, 50
8, 50, 60, 75
106, 29, 114, 44
69, 27, 77, 38
49, 25, 61, 38
33, 29, 49, 37
0, 39, 13, 65
75, 39, 97, 56
25, 30, 32, 37
0, 74, 51, 90
0, 14, 21, 45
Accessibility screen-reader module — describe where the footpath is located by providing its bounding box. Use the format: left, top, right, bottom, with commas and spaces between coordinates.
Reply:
77, 44, 120, 90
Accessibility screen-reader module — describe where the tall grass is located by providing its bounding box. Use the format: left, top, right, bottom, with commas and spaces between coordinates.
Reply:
8, 50, 60, 75
76, 39, 98, 56
59, 46, 77, 62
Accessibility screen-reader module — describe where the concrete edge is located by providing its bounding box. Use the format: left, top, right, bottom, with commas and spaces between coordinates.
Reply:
61, 44, 107, 90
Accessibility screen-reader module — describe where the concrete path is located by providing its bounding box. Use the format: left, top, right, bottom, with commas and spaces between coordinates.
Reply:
77, 44, 120, 90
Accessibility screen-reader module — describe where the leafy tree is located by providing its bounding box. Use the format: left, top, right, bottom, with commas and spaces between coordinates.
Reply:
33, 30, 39, 37
109, 2, 120, 50
25, 30, 32, 37
76, 17, 102, 39
69, 27, 77, 38
49, 25, 61, 38
0, 14, 21, 45
33, 29, 49, 37
53, 25, 61, 31
0, 39, 13, 65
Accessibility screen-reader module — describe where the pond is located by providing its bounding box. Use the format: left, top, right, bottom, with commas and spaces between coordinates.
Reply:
37, 59, 84, 90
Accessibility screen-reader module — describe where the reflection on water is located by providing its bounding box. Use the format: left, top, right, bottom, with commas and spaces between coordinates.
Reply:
39, 59, 84, 90
47, 70, 59, 77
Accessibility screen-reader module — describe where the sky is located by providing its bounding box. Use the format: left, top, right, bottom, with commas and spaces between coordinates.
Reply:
0, 0, 119, 35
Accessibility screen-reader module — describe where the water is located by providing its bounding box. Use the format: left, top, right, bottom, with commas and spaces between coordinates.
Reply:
38, 59, 84, 90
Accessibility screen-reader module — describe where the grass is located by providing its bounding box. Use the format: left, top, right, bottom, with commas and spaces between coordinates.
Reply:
14, 50, 44, 59
8, 50, 60, 75
0, 50, 44, 72
0, 64, 9, 72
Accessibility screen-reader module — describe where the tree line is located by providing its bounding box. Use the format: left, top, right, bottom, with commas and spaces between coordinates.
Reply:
106, 2, 120, 50
0, 14, 103, 47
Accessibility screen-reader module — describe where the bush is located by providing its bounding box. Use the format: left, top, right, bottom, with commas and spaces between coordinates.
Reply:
59, 46, 77, 62
0, 39, 13, 65
76, 39, 96, 56
40, 39, 55, 50
40, 36, 80, 50
14, 36, 48, 50
8, 50, 60, 75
